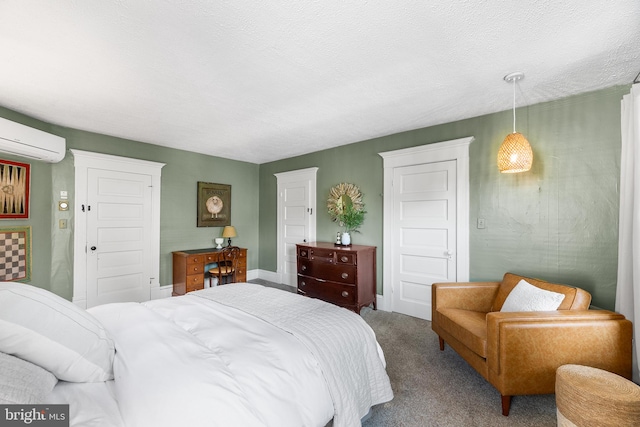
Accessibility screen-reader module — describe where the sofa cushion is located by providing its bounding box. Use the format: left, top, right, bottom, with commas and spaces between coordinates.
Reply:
491, 273, 581, 312
500, 279, 566, 312
435, 308, 487, 358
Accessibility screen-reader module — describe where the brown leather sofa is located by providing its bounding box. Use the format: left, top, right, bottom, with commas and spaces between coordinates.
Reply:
432, 272, 633, 416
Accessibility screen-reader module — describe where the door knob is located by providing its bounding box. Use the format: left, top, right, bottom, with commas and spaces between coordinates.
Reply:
90, 246, 97, 251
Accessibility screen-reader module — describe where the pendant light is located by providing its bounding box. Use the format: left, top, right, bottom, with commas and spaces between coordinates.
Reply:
497, 72, 533, 173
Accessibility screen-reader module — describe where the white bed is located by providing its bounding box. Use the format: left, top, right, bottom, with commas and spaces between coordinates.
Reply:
0, 282, 393, 427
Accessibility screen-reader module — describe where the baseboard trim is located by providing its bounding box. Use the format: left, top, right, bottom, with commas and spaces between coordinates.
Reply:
154, 285, 173, 299
376, 292, 390, 312
251, 269, 281, 283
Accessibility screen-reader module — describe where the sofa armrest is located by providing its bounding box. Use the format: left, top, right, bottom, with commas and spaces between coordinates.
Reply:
432, 282, 500, 313
486, 310, 633, 384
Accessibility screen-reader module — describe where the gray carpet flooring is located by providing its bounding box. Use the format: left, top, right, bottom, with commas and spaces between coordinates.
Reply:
249, 280, 557, 426
360, 307, 557, 427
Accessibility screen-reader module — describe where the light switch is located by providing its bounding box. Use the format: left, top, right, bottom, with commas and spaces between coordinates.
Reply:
477, 218, 486, 229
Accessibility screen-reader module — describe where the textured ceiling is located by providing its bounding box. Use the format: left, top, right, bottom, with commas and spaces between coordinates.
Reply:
1, 1, 639, 164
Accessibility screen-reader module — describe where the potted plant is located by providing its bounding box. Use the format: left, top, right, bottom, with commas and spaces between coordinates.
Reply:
336, 202, 366, 245
327, 183, 366, 245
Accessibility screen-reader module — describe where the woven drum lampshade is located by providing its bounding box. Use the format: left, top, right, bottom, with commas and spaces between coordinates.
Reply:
497, 132, 533, 173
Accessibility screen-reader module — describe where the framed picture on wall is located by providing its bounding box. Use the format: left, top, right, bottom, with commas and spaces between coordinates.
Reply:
197, 182, 231, 227
0, 226, 31, 282
0, 159, 30, 219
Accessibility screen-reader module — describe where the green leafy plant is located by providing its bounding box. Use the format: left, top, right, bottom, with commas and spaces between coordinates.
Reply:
337, 203, 366, 233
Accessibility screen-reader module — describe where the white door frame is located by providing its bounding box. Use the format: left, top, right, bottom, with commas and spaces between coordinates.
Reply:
378, 137, 474, 312
71, 149, 165, 308
274, 167, 318, 285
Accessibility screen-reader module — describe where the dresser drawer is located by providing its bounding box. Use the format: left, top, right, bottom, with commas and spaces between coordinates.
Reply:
186, 274, 204, 292
297, 247, 310, 259
187, 255, 205, 265
185, 263, 204, 275
298, 246, 337, 259
335, 252, 356, 265
297, 277, 356, 305
298, 259, 356, 284
308, 247, 337, 260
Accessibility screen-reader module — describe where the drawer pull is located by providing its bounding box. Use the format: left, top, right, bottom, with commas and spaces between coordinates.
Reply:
341, 256, 348, 262
341, 291, 349, 298
193, 258, 199, 262
341, 273, 348, 279
301, 265, 307, 271
300, 281, 306, 287
301, 250, 307, 256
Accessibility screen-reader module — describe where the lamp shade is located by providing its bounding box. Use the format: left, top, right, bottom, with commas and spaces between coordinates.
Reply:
222, 226, 237, 238
497, 132, 533, 173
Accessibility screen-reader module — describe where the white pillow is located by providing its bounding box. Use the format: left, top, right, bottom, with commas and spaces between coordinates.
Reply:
0, 351, 58, 404
0, 282, 115, 382
500, 279, 566, 312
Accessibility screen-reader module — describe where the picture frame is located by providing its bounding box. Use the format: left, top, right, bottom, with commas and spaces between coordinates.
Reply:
197, 182, 231, 227
0, 226, 31, 282
0, 159, 30, 219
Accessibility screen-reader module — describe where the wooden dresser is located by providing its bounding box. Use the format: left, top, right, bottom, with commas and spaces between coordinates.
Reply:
296, 242, 376, 314
172, 247, 247, 296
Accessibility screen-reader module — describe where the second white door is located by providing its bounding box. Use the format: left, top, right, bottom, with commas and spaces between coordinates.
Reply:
275, 168, 317, 286
392, 160, 457, 320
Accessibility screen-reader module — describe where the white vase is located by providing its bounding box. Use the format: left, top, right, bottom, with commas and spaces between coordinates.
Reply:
341, 232, 351, 246
214, 238, 224, 249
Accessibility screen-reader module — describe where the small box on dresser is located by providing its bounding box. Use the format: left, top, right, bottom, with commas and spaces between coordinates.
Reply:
296, 242, 376, 314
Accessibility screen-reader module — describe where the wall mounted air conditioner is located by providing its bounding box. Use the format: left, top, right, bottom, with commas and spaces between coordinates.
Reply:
0, 117, 66, 163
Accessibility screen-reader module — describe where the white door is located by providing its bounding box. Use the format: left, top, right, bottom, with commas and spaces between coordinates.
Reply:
86, 169, 153, 307
392, 160, 457, 320
275, 168, 318, 286
72, 149, 164, 309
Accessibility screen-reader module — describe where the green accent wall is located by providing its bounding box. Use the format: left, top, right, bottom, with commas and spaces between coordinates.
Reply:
259, 86, 628, 310
0, 106, 260, 301
0, 84, 628, 310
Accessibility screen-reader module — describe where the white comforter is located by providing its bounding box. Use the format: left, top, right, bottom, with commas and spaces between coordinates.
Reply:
69, 283, 392, 427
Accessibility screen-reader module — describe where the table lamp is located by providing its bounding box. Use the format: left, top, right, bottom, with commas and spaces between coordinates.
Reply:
222, 226, 237, 247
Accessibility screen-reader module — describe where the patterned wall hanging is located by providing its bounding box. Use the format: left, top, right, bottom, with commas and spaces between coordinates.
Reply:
0, 159, 30, 219
0, 226, 31, 282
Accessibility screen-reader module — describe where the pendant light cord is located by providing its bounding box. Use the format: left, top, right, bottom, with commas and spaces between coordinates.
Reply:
512, 78, 516, 134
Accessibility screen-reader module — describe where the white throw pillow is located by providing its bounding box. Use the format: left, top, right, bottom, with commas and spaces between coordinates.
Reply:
500, 279, 566, 312
0, 282, 115, 382
0, 351, 58, 404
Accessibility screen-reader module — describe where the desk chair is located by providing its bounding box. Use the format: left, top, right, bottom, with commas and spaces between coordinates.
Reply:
208, 246, 241, 286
